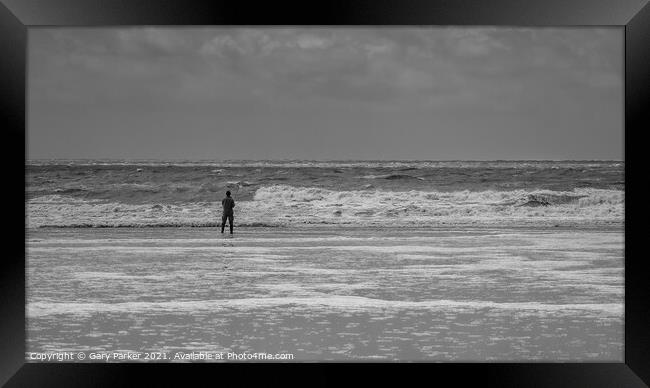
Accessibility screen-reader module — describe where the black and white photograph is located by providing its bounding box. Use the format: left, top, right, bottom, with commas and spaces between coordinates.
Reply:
26, 27, 624, 362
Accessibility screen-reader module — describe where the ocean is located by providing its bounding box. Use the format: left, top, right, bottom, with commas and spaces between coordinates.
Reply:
26, 160, 624, 361
27, 160, 624, 228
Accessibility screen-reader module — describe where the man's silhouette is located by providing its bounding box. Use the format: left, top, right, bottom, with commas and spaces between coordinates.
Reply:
221, 190, 235, 234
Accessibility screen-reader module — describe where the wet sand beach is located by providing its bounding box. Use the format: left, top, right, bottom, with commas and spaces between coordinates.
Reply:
26, 226, 623, 361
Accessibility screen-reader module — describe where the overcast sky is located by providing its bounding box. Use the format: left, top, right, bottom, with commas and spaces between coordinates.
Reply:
28, 27, 623, 160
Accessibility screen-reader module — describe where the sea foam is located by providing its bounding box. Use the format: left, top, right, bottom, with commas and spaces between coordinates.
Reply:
27, 185, 624, 228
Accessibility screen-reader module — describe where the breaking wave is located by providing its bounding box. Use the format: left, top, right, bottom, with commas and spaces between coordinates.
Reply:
361, 174, 425, 180
27, 185, 624, 228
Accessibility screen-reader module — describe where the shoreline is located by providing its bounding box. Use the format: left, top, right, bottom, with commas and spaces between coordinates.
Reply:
26, 225, 624, 361
27, 222, 625, 231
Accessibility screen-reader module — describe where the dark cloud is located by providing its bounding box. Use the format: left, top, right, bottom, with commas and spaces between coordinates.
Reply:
28, 27, 623, 160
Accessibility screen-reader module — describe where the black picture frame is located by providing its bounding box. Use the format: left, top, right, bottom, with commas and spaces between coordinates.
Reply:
2, 0, 648, 386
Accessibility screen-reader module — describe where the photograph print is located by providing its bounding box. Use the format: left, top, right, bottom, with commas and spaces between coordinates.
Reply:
26, 27, 624, 362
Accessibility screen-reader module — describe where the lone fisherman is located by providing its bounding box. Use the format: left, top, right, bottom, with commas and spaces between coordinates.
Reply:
221, 190, 235, 234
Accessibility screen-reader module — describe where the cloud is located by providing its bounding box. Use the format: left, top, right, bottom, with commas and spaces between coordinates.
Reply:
445, 28, 511, 57
294, 34, 334, 50
27, 27, 623, 160
30, 27, 622, 110
114, 28, 192, 56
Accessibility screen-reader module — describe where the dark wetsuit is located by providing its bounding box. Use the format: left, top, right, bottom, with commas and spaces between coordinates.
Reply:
221, 196, 235, 233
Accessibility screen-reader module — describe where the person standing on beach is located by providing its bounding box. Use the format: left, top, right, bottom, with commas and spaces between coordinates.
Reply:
221, 190, 235, 234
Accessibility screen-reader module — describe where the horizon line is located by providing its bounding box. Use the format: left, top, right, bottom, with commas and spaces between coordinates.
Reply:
26, 158, 625, 162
